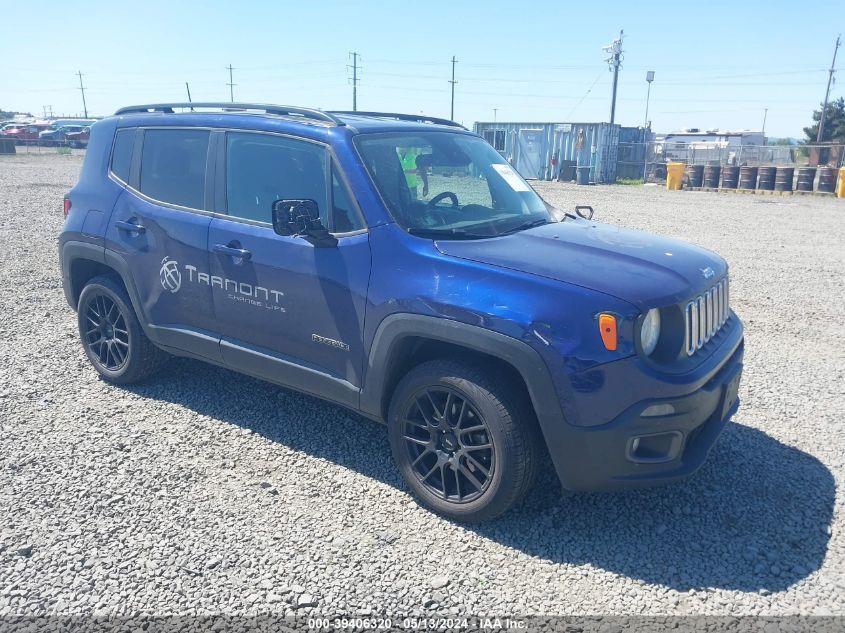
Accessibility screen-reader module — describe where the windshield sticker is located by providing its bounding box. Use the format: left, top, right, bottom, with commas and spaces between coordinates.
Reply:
491, 164, 531, 192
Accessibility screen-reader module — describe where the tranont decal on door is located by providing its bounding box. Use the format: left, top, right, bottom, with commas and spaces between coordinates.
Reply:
158, 256, 286, 313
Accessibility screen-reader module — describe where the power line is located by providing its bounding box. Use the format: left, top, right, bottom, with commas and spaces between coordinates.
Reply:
226, 64, 236, 102
348, 52, 360, 111
76, 70, 88, 118
565, 69, 606, 119
449, 56, 458, 120
817, 34, 841, 143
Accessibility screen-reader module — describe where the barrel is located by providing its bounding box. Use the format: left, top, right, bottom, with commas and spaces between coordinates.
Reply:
796, 167, 816, 192
666, 162, 685, 190
558, 160, 576, 181
757, 166, 776, 190
703, 165, 721, 188
739, 166, 758, 190
818, 167, 836, 193
576, 165, 591, 185
685, 164, 704, 188
774, 167, 794, 192
721, 165, 739, 189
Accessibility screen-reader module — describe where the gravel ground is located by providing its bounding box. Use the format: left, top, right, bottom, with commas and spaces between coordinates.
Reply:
1, 154, 843, 619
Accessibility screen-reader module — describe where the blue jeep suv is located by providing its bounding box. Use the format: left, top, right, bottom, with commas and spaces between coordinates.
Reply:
59, 103, 744, 522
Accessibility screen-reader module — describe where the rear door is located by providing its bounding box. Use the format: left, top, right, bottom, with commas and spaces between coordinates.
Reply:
207, 130, 371, 407
104, 127, 220, 360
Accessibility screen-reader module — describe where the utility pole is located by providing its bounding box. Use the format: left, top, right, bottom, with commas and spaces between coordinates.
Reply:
493, 108, 497, 123
76, 71, 88, 118
349, 52, 360, 111
762, 108, 768, 136
603, 30, 624, 124
449, 56, 458, 120
817, 34, 841, 143
226, 64, 236, 103
644, 71, 655, 129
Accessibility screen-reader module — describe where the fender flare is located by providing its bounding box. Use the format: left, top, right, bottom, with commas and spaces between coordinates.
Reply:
360, 313, 567, 429
60, 240, 150, 328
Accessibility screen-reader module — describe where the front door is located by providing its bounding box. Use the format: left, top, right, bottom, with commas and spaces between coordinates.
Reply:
208, 131, 370, 408
104, 127, 218, 361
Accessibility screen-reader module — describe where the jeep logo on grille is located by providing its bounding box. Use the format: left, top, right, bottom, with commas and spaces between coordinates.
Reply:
160, 257, 181, 293
700, 266, 715, 279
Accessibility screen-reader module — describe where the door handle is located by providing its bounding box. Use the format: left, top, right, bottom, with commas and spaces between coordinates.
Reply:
213, 244, 252, 261
115, 220, 146, 234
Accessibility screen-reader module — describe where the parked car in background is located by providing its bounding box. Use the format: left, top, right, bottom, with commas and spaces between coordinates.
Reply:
39, 125, 86, 146
65, 126, 91, 148
2, 123, 49, 143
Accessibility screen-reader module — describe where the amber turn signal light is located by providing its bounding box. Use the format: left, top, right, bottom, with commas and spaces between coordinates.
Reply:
598, 313, 617, 351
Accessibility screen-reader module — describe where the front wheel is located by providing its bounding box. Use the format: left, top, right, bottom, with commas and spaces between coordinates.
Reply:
388, 359, 542, 522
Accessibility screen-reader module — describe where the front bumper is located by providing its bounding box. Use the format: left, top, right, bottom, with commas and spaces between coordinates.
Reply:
547, 328, 744, 492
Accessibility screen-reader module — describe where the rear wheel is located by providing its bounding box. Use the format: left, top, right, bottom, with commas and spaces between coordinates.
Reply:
388, 359, 542, 522
77, 275, 169, 384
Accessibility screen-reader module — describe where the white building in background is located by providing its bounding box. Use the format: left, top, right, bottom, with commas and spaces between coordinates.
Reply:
654, 128, 770, 165
659, 128, 767, 146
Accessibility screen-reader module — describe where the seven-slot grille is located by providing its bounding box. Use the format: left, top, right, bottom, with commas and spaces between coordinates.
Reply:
684, 276, 730, 356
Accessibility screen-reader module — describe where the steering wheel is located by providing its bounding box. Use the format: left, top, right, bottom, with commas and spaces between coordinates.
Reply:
426, 191, 459, 209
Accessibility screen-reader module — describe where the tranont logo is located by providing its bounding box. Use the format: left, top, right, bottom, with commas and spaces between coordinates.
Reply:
160, 257, 182, 293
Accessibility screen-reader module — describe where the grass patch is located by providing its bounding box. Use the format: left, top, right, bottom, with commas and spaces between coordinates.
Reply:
616, 177, 644, 185
56, 146, 72, 155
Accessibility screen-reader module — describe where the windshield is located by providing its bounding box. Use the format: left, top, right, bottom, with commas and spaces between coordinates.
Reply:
356, 132, 551, 238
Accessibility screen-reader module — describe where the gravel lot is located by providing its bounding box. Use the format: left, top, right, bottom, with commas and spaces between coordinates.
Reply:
1, 153, 843, 619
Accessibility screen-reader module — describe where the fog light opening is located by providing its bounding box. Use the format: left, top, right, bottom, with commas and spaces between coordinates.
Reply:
627, 431, 683, 464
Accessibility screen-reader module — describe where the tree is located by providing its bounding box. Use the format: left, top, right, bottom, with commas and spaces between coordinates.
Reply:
804, 97, 845, 143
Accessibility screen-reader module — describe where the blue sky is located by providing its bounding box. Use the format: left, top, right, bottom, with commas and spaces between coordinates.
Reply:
3, 0, 840, 138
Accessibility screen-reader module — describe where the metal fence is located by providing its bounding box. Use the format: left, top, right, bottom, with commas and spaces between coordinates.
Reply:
0, 138, 87, 156
617, 142, 845, 183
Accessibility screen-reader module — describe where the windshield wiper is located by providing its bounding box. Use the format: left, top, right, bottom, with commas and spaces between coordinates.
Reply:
497, 218, 550, 236
407, 227, 492, 240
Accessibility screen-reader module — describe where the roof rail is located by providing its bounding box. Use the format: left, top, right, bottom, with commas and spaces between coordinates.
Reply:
114, 103, 344, 125
330, 111, 465, 129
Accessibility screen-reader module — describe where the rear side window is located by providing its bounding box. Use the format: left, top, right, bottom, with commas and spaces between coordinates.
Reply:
226, 132, 327, 224
139, 129, 209, 209
110, 129, 134, 183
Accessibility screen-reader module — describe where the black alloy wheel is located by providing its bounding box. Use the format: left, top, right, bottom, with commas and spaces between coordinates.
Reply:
401, 386, 495, 503
82, 293, 130, 371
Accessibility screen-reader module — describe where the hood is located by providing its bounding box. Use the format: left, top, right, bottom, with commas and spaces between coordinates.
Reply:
434, 218, 727, 309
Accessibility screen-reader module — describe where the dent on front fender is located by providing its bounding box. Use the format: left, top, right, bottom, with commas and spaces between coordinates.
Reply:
363, 224, 640, 427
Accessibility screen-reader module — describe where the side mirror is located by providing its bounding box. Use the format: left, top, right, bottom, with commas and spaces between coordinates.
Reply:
575, 205, 594, 220
271, 199, 337, 248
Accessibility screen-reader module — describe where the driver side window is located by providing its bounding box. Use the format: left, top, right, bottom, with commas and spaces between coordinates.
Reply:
226, 132, 328, 225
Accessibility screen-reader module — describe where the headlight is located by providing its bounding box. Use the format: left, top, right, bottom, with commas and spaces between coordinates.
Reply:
640, 308, 661, 356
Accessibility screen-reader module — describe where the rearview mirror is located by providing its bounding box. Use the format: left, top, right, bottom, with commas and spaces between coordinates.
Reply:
271, 199, 337, 248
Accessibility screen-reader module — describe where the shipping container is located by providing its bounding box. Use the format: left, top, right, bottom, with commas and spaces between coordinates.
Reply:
473, 121, 625, 183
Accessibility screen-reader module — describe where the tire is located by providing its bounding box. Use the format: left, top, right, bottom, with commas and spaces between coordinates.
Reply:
77, 275, 170, 384
388, 358, 542, 522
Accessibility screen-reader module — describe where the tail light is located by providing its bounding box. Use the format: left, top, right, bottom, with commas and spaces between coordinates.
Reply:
63, 196, 71, 218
